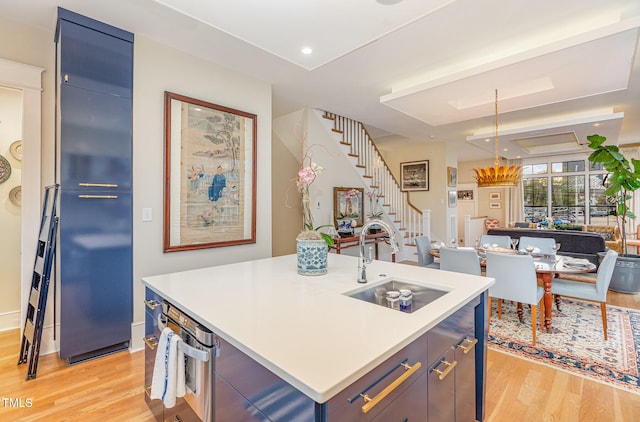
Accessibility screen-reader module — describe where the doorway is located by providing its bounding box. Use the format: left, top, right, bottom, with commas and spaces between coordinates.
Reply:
0, 57, 44, 348
0, 85, 22, 331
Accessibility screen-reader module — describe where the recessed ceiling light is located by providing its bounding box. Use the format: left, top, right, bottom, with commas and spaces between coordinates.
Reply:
593, 123, 600, 127
485, 138, 491, 142
376, 0, 403, 4
301, 47, 313, 55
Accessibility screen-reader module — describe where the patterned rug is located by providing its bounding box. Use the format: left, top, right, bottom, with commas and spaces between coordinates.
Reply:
488, 297, 640, 394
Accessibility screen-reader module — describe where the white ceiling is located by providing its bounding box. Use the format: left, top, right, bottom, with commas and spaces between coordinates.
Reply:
3, 0, 640, 162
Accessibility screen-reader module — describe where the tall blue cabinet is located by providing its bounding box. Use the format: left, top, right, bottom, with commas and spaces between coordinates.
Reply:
55, 8, 133, 364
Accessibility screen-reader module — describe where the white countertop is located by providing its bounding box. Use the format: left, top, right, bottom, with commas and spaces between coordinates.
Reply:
142, 254, 493, 403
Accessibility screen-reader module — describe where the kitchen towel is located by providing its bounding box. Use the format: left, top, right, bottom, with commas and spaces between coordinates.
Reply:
150, 327, 186, 408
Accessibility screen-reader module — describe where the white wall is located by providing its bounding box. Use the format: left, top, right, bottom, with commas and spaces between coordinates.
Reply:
131, 37, 273, 350
0, 86, 22, 330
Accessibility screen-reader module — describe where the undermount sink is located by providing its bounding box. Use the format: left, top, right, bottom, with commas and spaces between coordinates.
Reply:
344, 278, 449, 313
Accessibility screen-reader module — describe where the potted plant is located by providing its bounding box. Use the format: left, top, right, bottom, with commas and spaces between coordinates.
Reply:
586, 134, 640, 293
294, 145, 334, 275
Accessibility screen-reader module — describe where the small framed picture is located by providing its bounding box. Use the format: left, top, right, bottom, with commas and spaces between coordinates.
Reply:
489, 192, 501, 200
448, 191, 457, 208
400, 160, 429, 191
447, 166, 457, 187
489, 202, 501, 209
458, 190, 473, 200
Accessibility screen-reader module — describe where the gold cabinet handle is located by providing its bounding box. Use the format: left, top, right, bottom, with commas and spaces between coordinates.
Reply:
78, 183, 118, 188
457, 338, 478, 354
433, 359, 457, 381
361, 362, 422, 413
144, 299, 161, 310
143, 335, 158, 350
64, 74, 69, 83
78, 195, 118, 199
144, 385, 151, 397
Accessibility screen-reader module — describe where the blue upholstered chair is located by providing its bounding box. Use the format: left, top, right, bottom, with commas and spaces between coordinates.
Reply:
518, 236, 557, 255
439, 247, 481, 276
415, 236, 440, 269
480, 234, 511, 249
485, 252, 544, 345
552, 249, 618, 340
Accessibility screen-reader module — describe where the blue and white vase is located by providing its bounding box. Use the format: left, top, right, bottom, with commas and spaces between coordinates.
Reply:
297, 239, 328, 276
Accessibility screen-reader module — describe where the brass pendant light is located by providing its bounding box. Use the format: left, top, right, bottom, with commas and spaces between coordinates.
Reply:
474, 89, 522, 187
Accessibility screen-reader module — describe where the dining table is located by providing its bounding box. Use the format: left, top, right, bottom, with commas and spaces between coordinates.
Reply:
430, 246, 597, 332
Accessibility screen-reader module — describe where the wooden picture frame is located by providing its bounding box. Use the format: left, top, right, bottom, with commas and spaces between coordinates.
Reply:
333, 187, 364, 227
489, 192, 501, 200
458, 190, 474, 200
400, 160, 429, 191
163, 91, 257, 252
448, 191, 457, 208
447, 166, 457, 187
489, 202, 501, 209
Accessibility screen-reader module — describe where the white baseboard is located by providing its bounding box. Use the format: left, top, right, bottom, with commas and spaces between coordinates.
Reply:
0, 310, 20, 332
130, 321, 144, 353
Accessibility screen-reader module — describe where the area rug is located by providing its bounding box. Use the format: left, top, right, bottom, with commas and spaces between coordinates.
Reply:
488, 298, 640, 394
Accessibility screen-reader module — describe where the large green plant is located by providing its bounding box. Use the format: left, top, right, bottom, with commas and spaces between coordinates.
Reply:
586, 134, 640, 255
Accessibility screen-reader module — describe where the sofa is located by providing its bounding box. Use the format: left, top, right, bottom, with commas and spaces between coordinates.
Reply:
487, 227, 607, 267
507, 223, 623, 253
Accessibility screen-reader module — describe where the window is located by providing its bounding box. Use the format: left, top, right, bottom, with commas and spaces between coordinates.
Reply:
522, 157, 609, 225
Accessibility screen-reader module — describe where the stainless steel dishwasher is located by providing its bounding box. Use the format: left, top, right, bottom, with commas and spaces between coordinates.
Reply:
160, 301, 217, 421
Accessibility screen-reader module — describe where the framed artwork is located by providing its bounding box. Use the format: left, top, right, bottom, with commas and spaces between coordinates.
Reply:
447, 166, 457, 187
400, 160, 429, 191
334, 187, 364, 227
458, 189, 474, 200
448, 191, 457, 208
489, 192, 501, 200
163, 91, 257, 252
490, 202, 501, 209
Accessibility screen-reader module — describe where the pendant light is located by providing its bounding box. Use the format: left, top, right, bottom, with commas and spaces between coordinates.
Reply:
474, 89, 522, 187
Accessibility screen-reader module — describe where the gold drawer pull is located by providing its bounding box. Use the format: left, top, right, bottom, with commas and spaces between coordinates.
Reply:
361, 362, 421, 413
457, 338, 478, 354
78, 195, 118, 199
143, 335, 158, 350
144, 299, 161, 310
78, 183, 118, 188
144, 385, 151, 397
433, 359, 457, 381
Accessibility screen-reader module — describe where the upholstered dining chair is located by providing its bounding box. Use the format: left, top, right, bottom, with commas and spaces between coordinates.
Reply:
485, 252, 544, 345
552, 249, 618, 340
518, 236, 557, 256
439, 247, 481, 276
415, 235, 440, 269
480, 234, 511, 249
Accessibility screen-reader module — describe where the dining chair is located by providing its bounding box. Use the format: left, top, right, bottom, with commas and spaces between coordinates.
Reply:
439, 246, 481, 276
485, 252, 544, 345
480, 234, 511, 248
415, 235, 440, 269
551, 249, 618, 340
518, 236, 557, 255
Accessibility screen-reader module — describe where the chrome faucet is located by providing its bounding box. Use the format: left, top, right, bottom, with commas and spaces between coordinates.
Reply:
358, 220, 400, 283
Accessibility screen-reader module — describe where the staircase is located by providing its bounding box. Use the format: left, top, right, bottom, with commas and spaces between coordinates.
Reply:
318, 110, 431, 256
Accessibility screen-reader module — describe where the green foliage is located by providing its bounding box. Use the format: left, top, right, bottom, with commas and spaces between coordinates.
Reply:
587, 134, 640, 255
303, 223, 335, 247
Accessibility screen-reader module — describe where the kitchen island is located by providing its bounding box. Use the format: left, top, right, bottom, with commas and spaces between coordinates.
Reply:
142, 253, 493, 421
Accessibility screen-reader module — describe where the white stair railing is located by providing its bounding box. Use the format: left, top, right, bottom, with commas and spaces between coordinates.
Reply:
321, 111, 424, 245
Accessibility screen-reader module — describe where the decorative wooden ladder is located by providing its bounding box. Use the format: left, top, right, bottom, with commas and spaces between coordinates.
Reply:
320, 111, 429, 248
18, 184, 59, 380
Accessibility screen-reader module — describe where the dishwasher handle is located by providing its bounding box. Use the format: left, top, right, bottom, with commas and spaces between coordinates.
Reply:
158, 314, 210, 362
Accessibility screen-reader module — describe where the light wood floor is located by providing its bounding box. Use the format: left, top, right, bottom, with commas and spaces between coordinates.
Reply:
1, 291, 639, 421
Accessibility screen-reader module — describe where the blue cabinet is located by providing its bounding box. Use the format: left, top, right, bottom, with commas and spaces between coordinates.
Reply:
56, 8, 133, 363
57, 9, 133, 97
143, 291, 487, 421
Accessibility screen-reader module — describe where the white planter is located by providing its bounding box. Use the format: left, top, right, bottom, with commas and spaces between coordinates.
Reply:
296, 239, 328, 276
